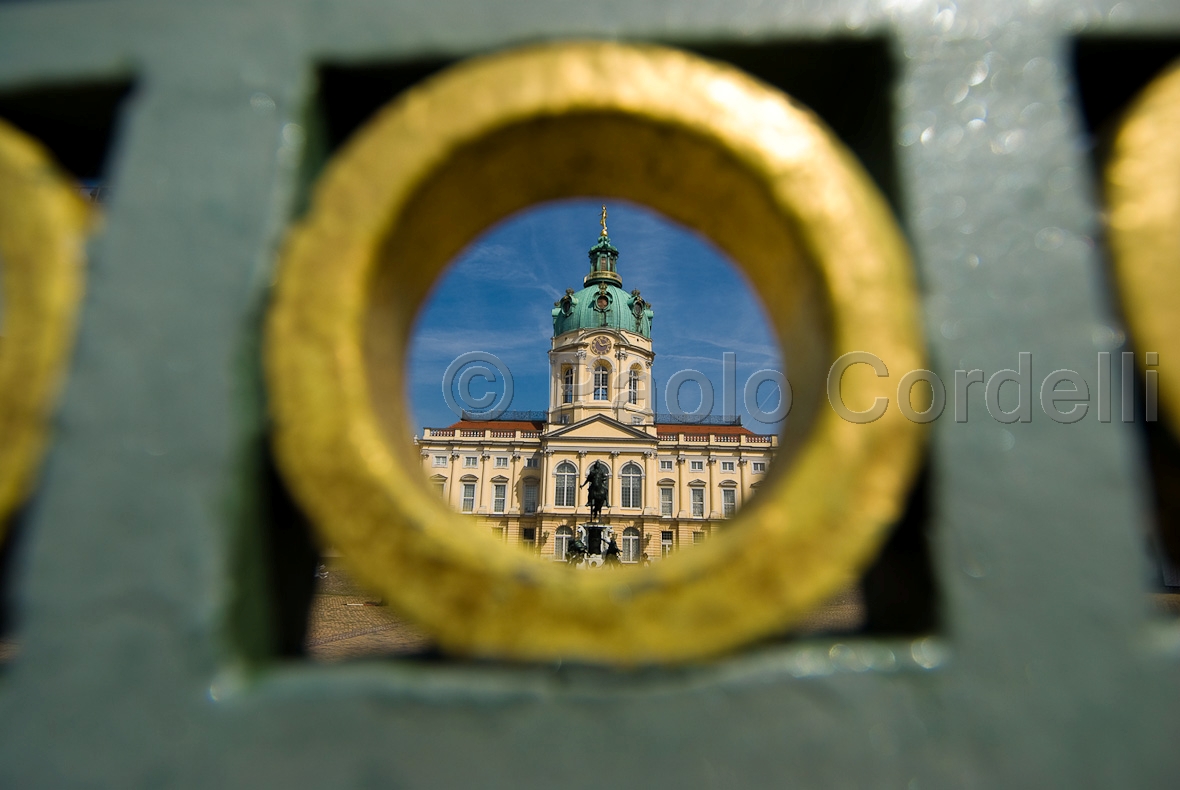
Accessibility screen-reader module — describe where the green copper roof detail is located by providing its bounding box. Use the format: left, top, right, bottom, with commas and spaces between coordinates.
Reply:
552, 283, 654, 339
584, 206, 621, 287
552, 206, 653, 337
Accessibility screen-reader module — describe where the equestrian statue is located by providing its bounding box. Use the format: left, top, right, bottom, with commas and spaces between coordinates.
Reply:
581, 461, 609, 521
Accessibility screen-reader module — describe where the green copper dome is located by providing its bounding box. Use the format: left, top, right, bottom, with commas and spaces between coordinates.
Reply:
552, 208, 654, 338
552, 283, 654, 338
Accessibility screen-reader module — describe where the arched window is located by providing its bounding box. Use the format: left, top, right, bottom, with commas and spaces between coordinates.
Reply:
555, 461, 577, 507
562, 366, 574, 404
621, 527, 641, 563
555, 525, 574, 560
628, 367, 639, 405
620, 462, 643, 509
593, 364, 609, 400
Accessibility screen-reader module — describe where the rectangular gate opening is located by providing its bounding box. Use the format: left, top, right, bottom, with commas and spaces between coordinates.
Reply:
268, 42, 941, 665
0, 76, 135, 669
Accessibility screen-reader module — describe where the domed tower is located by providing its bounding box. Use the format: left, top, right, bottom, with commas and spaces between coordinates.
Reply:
549, 207, 655, 427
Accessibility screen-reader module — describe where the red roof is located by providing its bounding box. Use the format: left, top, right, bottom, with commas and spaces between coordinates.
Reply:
655, 423, 762, 437
442, 420, 544, 431
431, 419, 772, 439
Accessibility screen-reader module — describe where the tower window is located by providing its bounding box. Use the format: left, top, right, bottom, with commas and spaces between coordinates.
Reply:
620, 462, 643, 509
563, 366, 574, 404
555, 461, 577, 507
628, 367, 639, 405
593, 365, 609, 401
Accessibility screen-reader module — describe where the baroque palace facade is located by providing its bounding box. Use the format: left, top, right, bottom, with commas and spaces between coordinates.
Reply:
416, 211, 777, 563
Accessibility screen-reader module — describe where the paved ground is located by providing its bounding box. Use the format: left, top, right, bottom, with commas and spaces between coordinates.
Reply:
304, 558, 434, 662
303, 557, 871, 663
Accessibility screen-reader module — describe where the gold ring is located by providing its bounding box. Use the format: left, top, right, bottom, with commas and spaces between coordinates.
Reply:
1107, 61, 1180, 429
0, 119, 89, 535
266, 42, 925, 663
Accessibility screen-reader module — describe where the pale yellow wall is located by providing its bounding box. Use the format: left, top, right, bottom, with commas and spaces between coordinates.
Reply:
417, 430, 774, 563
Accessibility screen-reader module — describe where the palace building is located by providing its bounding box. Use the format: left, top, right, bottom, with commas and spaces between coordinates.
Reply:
416, 209, 777, 563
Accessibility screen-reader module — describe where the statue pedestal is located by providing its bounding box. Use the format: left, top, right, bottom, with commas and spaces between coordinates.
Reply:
571, 523, 616, 569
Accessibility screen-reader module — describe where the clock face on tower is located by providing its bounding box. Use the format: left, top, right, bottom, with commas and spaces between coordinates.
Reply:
590, 336, 612, 355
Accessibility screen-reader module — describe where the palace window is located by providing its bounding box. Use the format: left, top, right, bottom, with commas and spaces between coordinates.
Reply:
524, 456, 539, 468
691, 487, 705, 517
659, 459, 672, 471
660, 487, 673, 517
622, 527, 641, 563
432, 455, 447, 467
523, 482, 538, 514
593, 364, 609, 400
722, 488, 736, 517
693, 531, 705, 545
494, 456, 508, 468
628, 367, 639, 405
463, 456, 477, 468
555, 525, 573, 560
433, 480, 445, 498
461, 483, 475, 512
752, 461, 766, 473
563, 366, 574, 404
690, 460, 703, 472
620, 462, 642, 509
661, 530, 674, 558
555, 461, 577, 507
721, 461, 734, 472
493, 483, 506, 513
492, 527, 505, 541
522, 527, 536, 550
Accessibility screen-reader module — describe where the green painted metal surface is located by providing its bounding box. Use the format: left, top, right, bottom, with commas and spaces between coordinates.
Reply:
0, 0, 1176, 787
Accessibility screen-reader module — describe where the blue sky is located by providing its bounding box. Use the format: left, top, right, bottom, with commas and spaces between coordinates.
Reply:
407, 198, 784, 435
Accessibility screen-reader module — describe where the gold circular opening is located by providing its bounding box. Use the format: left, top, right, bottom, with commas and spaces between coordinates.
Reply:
0, 119, 89, 534
1106, 60, 1180, 431
267, 42, 925, 663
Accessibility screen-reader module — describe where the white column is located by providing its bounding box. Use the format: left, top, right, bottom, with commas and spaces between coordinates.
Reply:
707, 453, 718, 519
540, 449, 553, 512
509, 450, 521, 513
478, 450, 492, 513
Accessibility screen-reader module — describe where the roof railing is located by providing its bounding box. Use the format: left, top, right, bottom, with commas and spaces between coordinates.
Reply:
653, 413, 742, 426
459, 410, 547, 422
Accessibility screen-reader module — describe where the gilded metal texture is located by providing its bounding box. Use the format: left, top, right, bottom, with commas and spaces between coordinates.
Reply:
0, 119, 88, 535
266, 42, 925, 664
1107, 60, 1180, 429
